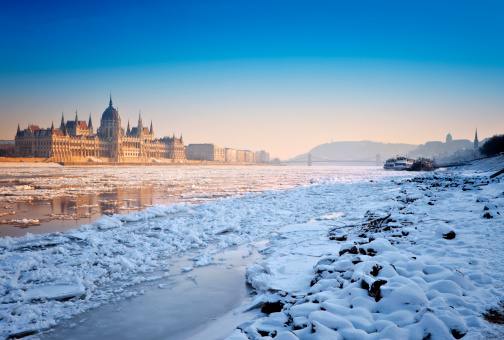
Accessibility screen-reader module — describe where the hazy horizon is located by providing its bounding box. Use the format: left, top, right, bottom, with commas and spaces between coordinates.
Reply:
1, 1, 503, 159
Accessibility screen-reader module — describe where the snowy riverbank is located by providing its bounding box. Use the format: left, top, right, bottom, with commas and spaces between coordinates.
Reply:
229, 171, 504, 339
0, 167, 503, 339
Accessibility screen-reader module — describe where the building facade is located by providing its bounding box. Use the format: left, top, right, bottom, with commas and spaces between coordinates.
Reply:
185, 144, 259, 164
225, 148, 237, 163
185, 143, 225, 162
14, 97, 186, 163
257, 150, 270, 163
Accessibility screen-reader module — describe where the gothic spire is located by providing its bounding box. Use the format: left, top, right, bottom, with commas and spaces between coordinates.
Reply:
60, 112, 65, 130
138, 111, 143, 132
75, 110, 78, 124
88, 113, 93, 128
50, 121, 55, 133
474, 128, 479, 149
109, 94, 113, 107
150, 120, 153, 135
127, 120, 131, 134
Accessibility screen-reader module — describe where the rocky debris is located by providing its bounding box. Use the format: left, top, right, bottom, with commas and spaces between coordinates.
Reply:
483, 301, 504, 325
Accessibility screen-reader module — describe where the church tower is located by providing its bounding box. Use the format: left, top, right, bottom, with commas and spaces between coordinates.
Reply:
474, 129, 479, 149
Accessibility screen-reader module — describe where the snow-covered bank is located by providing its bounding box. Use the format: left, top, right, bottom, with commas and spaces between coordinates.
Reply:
229, 172, 504, 339
0, 167, 404, 339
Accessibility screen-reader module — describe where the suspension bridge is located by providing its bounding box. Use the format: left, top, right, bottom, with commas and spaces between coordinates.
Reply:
281, 154, 383, 166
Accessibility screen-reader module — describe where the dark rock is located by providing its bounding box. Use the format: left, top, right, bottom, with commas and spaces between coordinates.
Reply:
261, 301, 284, 314
366, 248, 377, 256
7, 330, 38, 340
451, 329, 466, 339
483, 302, 504, 324
339, 246, 358, 256
361, 280, 369, 290
442, 231, 456, 240
258, 330, 275, 337
369, 280, 387, 302
370, 264, 382, 277
483, 212, 494, 219
330, 235, 347, 241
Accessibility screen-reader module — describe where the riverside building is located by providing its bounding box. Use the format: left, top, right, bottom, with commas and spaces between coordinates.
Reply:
185, 144, 257, 163
14, 97, 186, 163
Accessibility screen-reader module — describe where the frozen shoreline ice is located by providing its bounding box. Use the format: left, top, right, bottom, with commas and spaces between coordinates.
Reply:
0, 166, 503, 339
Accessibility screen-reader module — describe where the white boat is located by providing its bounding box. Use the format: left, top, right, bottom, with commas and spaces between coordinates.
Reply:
384, 157, 414, 170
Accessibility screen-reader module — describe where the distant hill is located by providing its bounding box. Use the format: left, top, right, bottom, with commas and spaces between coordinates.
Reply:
289, 141, 418, 164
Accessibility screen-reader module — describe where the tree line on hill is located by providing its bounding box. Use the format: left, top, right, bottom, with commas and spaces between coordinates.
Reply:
480, 135, 504, 157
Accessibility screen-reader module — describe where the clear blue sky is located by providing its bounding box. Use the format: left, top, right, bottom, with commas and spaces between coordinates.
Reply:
1, 0, 503, 158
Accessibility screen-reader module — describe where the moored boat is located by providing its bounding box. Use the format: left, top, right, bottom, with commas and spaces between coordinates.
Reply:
383, 157, 414, 170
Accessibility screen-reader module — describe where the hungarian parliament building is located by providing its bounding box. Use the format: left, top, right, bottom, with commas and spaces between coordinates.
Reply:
14, 97, 186, 163
13, 97, 266, 164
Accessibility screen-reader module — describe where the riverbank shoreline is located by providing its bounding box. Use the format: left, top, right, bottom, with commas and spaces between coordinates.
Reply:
229, 170, 504, 339
0, 157, 264, 166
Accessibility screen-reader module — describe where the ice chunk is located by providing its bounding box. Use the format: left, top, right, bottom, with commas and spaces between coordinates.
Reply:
23, 284, 85, 301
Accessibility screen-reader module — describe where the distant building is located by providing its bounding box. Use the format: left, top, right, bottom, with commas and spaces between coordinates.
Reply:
409, 133, 473, 159
14, 96, 185, 162
236, 150, 245, 163
0, 140, 15, 156
244, 150, 254, 163
185, 143, 225, 162
225, 148, 237, 163
257, 150, 270, 163
474, 129, 479, 149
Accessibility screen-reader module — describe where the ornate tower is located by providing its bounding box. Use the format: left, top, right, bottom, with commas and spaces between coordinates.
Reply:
97, 95, 123, 139
60, 112, 65, 130
88, 113, 93, 134
137, 112, 143, 137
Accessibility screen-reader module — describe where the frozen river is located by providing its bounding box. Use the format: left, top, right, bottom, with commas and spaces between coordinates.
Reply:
0, 164, 382, 237
1, 164, 403, 339
1, 163, 503, 339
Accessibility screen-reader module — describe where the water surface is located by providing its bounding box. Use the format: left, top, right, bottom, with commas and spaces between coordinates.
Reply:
0, 165, 382, 237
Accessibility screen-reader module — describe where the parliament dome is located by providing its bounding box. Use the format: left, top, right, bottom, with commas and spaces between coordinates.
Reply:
101, 96, 119, 121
